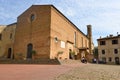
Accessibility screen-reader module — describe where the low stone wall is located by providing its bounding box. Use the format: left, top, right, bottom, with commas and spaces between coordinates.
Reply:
0, 58, 60, 65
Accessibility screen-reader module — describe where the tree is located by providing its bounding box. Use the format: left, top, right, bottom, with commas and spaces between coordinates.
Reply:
93, 47, 98, 59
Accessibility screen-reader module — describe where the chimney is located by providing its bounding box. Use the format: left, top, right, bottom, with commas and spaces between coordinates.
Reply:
109, 34, 113, 37
87, 25, 92, 54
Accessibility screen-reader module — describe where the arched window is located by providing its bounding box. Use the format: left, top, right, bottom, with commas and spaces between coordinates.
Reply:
10, 33, 12, 39
30, 14, 35, 22
74, 32, 76, 47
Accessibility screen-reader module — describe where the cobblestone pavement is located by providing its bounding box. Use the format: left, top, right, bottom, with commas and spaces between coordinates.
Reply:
54, 64, 120, 80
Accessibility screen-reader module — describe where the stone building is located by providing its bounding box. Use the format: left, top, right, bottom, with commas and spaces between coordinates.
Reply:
0, 5, 93, 61
0, 26, 6, 57
97, 35, 120, 64
0, 23, 16, 58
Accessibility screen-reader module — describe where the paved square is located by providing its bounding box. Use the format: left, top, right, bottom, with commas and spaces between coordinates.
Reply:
0, 64, 82, 80
0, 63, 119, 80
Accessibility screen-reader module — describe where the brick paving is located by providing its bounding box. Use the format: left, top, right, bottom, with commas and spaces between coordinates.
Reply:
0, 62, 86, 80
0, 65, 64, 80
0, 62, 119, 80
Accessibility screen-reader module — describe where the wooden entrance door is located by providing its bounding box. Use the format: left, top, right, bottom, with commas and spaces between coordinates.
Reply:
27, 43, 33, 59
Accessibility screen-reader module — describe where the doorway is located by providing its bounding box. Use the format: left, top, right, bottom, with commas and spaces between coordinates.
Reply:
115, 57, 119, 64
69, 49, 72, 59
67, 42, 73, 59
7, 48, 12, 58
27, 43, 33, 59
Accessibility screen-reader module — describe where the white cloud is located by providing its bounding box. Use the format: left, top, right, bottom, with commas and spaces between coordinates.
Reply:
1, 0, 120, 46
66, 8, 76, 17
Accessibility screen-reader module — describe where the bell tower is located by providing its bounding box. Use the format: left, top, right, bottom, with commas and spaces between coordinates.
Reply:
87, 25, 93, 54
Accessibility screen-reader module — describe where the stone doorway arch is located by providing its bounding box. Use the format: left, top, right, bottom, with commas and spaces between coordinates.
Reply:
27, 43, 33, 59
7, 48, 12, 58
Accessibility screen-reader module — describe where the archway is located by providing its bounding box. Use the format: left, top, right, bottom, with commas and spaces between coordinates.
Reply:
115, 57, 119, 64
69, 49, 72, 59
7, 48, 12, 58
27, 43, 33, 59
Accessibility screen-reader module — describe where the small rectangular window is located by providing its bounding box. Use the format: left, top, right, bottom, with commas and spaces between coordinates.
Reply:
114, 49, 118, 54
102, 50, 105, 54
81, 37, 83, 47
112, 40, 118, 44
74, 32, 76, 47
100, 41, 106, 45
10, 33, 12, 39
85, 40, 87, 47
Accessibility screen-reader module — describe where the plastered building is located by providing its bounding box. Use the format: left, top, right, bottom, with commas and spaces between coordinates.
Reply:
0, 5, 93, 61
0, 25, 6, 57
97, 35, 120, 64
0, 23, 16, 58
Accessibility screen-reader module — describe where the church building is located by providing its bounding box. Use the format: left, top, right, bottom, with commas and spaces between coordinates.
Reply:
0, 5, 93, 62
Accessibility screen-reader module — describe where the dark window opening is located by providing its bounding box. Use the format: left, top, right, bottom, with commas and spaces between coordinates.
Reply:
30, 14, 35, 22
69, 49, 72, 59
102, 50, 105, 54
100, 41, 106, 45
114, 49, 118, 54
112, 40, 118, 44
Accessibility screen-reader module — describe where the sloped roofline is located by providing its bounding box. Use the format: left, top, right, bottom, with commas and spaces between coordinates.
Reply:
50, 5, 88, 39
17, 4, 88, 39
0, 22, 17, 27
97, 36, 120, 41
7, 22, 17, 27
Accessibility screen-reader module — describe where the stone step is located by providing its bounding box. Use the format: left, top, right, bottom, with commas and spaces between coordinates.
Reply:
0, 59, 60, 65
59, 59, 82, 64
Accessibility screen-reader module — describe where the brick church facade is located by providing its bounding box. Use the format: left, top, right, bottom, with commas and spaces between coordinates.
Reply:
0, 5, 94, 61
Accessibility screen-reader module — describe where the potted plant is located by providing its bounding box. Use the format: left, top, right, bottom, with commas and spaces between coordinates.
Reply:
16, 53, 24, 60
31, 50, 37, 60
71, 51, 75, 60
57, 51, 63, 59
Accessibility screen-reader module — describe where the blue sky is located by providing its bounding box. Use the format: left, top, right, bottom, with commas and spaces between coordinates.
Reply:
0, 0, 120, 46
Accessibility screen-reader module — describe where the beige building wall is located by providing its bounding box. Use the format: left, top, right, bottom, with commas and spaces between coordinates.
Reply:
0, 24, 16, 58
0, 26, 6, 57
50, 6, 90, 59
98, 36, 120, 64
